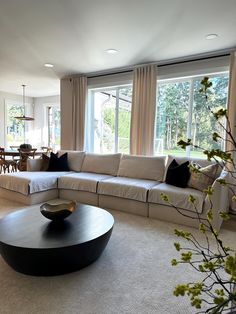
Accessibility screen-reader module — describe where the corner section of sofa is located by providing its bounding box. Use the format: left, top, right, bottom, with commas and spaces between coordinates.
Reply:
0, 170, 71, 205
148, 156, 229, 231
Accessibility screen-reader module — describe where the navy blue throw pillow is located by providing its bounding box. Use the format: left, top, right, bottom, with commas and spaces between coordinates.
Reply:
47, 152, 70, 172
165, 159, 190, 188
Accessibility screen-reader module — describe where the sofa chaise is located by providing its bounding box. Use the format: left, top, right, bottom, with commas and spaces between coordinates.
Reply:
0, 151, 229, 230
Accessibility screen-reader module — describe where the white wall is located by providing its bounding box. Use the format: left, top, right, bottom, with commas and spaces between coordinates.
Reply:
0, 90, 34, 147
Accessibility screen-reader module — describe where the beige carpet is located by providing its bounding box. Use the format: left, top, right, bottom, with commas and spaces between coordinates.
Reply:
0, 199, 235, 314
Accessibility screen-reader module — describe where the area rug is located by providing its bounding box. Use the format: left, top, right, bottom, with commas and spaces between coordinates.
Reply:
0, 199, 235, 314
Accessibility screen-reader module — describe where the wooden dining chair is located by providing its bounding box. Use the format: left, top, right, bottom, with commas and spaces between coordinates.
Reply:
17, 148, 37, 171
0, 148, 18, 173
41, 146, 53, 156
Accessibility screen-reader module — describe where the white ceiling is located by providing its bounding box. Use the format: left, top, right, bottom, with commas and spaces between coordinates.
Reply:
0, 0, 235, 97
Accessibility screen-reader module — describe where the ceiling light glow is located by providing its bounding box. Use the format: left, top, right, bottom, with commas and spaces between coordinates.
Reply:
105, 49, 118, 54
44, 63, 54, 68
205, 34, 218, 40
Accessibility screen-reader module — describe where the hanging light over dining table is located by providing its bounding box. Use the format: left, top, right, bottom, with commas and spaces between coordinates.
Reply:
14, 84, 34, 121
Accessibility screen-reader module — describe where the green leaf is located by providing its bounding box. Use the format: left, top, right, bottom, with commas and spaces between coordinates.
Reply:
203, 261, 215, 271
171, 259, 178, 266
189, 164, 200, 173
232, 195, 236, 202
224, 254, 236, 281
160, 193, 169, 202
199, 223, 206, 233
198, 264, 205, 272
177, 138, 192, 149
207, 209, 213, 222
203, 186, 214, 200
213, 108, 227, 120
213, 296, 225, 305
188, 195, 196, 204
173, 284, 188, 296
219, 212, 230, 221
223, 246, 231, 252
191, 298, 202, 309
214, 289, 225, 296
174, 229, 191, 240
216, 178, 226, 185
174, 242, 181, 251
181, 251, 192, 262
203, 149, 232, 162
212, 132, 220, 142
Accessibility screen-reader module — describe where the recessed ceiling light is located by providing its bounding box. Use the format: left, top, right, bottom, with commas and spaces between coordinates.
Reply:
44, 63, 54, 68
105, 49, 118, 54
205, 34, 218, 40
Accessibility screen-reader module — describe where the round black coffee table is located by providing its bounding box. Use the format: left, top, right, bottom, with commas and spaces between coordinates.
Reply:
0, 203, 114, 276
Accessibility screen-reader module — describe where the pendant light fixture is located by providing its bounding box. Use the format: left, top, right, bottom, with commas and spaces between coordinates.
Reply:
15, 84, 34, 121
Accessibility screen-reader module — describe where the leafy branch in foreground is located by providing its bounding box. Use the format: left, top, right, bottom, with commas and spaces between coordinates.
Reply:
165, 76, 236, 313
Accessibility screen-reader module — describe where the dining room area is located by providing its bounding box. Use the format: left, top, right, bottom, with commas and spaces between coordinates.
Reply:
0, 85, 60, 174
0, 145, 53, 174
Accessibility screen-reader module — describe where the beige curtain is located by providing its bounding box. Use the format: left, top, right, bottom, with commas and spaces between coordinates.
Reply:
226, 52, 236, 154
226, 51, 236, 212
130, 65, 157, 155
60, 76, 87, 150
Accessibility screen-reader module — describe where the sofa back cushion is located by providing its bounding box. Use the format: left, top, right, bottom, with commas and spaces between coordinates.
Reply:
81, 153, 121, 175
58, 150, 85, 172
117, 154, 166, 181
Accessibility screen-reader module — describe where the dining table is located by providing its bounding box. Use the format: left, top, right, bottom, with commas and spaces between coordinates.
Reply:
2, 150, 43, 158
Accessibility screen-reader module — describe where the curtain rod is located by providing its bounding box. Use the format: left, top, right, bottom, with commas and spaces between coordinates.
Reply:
87, 52, 230, 79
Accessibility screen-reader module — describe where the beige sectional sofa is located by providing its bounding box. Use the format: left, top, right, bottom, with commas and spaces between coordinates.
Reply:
0, 151, 229, 230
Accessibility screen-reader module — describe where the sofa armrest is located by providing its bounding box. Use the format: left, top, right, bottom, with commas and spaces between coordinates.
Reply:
203, 170, 229, 230
27, 159, 43, 171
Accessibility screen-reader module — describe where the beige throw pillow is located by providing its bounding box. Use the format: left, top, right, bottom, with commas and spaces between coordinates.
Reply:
188, 163, 220, 191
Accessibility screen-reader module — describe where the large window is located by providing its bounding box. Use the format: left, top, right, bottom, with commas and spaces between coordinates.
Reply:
5, 101, 33, 148
155, 73, 229, 157
87, 85, 132, 153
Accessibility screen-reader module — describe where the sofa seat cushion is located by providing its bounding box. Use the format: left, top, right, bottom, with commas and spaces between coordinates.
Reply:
148, 183, 205, 213
58, 172, 113, 193
0, 171, 71, 196
98, 177, 159, 202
